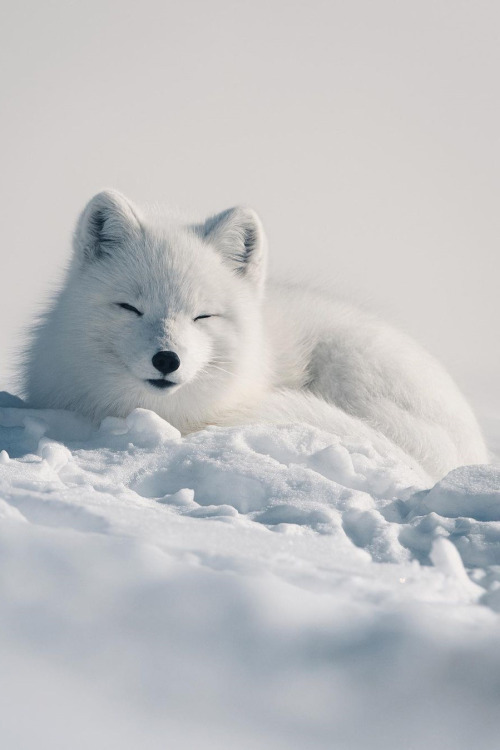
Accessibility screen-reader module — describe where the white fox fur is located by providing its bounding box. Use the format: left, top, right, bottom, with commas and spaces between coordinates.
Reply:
23, 190, 488, 479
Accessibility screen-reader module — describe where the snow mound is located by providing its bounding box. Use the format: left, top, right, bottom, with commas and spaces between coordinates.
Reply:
423, 464, 500, 520
1, 395, 500, 750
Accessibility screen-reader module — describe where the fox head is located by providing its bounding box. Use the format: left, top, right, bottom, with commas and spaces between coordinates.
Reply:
59, 189, 269, 426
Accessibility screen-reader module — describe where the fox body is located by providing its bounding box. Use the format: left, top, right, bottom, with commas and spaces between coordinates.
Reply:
24, 190, 487, 479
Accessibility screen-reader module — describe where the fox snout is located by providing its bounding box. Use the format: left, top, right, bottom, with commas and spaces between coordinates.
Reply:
151, 350, 181, 376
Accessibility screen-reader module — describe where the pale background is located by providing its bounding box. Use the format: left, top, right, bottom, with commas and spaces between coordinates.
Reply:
1, 0, 498, 417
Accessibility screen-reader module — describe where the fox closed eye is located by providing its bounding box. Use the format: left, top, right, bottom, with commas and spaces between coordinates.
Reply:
193, 314, 214, 321
116, 303, 143, 316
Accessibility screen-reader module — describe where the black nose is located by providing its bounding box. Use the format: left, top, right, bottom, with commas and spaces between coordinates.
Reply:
152, 350, 181, 376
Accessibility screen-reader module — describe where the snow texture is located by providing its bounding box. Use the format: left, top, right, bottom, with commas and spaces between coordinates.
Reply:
1, 392, 500, 749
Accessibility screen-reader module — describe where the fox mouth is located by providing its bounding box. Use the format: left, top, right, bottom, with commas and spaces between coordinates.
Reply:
146, 379, 178, 390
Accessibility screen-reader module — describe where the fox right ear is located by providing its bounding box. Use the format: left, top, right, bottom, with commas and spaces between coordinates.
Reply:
200, 206, 267, 291
73, 190, 142, 263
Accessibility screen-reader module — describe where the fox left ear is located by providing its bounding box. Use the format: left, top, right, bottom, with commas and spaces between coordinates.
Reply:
73, 189, 142, 265
201, 207, 267, 290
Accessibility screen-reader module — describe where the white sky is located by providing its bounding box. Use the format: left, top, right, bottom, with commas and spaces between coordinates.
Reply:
1, 0, 498, 411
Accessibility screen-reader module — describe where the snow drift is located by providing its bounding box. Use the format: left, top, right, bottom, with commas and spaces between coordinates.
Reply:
1, 392, 499, 750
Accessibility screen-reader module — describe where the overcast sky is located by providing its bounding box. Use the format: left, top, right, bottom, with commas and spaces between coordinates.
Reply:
1, 0, 498, 412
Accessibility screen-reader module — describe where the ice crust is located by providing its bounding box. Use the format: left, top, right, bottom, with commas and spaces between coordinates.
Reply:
1, 394, 499, 749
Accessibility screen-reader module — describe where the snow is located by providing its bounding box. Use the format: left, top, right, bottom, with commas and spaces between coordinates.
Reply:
1, 392, 500, 749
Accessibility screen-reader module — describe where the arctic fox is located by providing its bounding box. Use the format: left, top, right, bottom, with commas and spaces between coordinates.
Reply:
24, 190, 487, 479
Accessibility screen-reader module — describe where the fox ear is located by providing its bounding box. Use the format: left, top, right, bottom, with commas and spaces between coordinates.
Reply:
201, 206, 267, 289
73, 190, 142, 263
